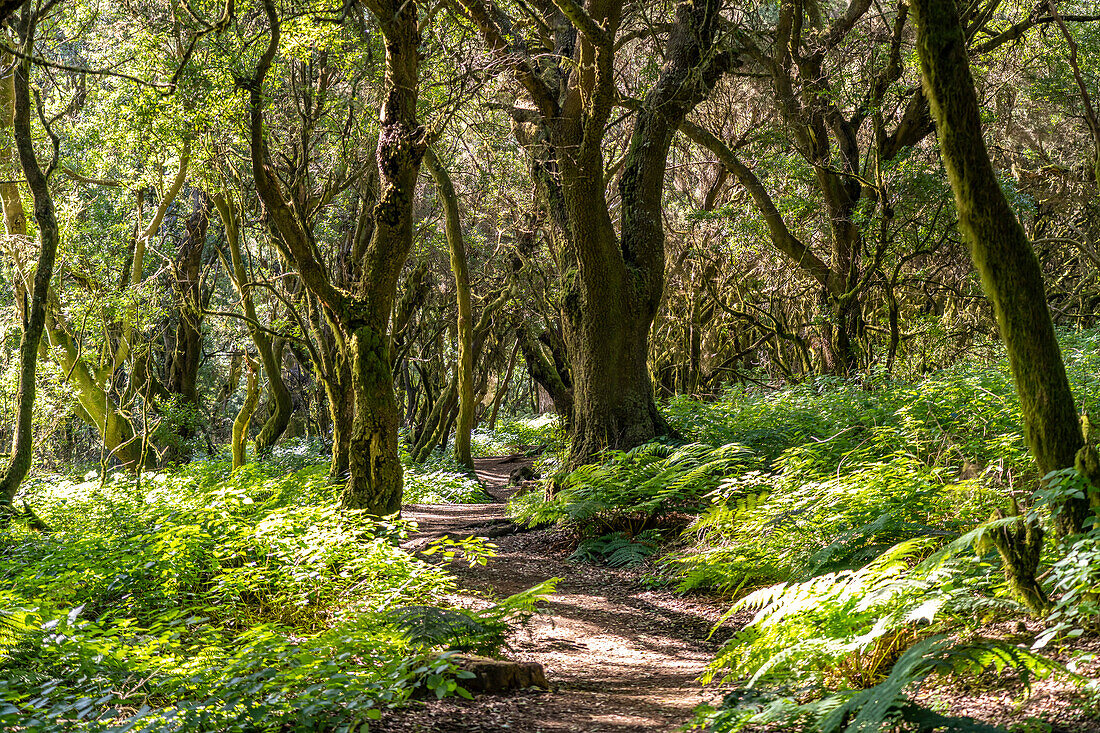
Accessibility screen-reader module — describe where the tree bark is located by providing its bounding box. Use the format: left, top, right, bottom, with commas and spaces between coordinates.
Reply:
232, 355, 259, 470
517, 323, 573, 425
424, 146, 475, 471
211, 192, 293, 457
325, 374, 354, 478
247, 0, 424, 515
913, 0, 1089, 535
488, 341, 521, 431
0, 26, 60, 510
165, 188, 209, 408
465, 0, 728, 464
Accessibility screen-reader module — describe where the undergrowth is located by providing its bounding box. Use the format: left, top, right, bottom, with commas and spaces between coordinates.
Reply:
0, 454, 539, 732
471, 414, 564, 457
400, 442, 490, 504
509, 329, 1100, 730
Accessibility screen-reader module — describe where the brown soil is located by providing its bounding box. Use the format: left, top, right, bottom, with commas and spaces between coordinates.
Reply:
376, 454, 735, 733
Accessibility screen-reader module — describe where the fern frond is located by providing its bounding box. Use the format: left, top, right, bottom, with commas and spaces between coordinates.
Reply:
388, 605, 507, 653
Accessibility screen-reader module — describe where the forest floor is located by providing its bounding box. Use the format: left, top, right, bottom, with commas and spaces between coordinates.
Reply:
374, 454, 736, 733
376, 455, 1100, 733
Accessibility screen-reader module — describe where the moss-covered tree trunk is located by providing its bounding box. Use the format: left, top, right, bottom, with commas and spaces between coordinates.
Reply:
43, 308, 152, 467
325, 372, 353, 479
255, 336, 293, 456
338, 0, 425, 513
164, 189, 210, 461
0, 35, 59, 510
345, 323, 402, 514
516, 323, 573, 425
913, 0, 1089, 536
424, 146, 475, 471
232, 356, 259, 470
248, 0, 424, 515
473, 0, 728, 465
165, 189, 209, 409
488, 341, 520, 431
0, 54, 25, 245
560, 177, 669, 460
211, 192, 293, 458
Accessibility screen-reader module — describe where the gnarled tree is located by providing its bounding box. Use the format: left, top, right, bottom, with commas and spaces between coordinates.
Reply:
0, 7, 60, 512
455, 0, 731, 463
913, 0, 1092, 542
246, 0, 425, 514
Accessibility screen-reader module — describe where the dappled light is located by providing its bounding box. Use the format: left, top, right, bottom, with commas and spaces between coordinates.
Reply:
3, 0, 1100, 730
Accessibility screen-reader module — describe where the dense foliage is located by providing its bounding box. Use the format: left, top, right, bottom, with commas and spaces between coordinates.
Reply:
1, 0, 1100, 730
0, 448, 548, 731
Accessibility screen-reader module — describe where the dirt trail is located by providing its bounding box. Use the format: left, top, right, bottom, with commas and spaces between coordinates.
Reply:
376, 455, 733, 733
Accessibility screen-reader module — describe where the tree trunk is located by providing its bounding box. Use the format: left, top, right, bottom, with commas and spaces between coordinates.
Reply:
488, 341, 520, 431
164, 189, 210, 461
246, 0, 424, 515
43, 307, 153, 468
343, 324, 402, 514
211, 192, 293, 457
165, 188, 209, 408
414, 375, 457, 463
564, 270, 668, 460
325, 372, 354, 479
232, 356, 259, 470
339, 15, 425, 510
255, 336, 293, 456
216, 351, 244, 417
0, 39, 60, 510
913, 0, 1089, 536
424, 147, 475, 471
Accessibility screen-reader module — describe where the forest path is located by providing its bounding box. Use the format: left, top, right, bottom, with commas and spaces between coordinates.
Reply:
376, 455, 733, 733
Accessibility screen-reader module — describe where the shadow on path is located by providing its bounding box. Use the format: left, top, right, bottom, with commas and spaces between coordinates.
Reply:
375, 456, 735, 733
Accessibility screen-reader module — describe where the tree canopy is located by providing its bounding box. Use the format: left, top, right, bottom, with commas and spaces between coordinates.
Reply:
4, 0, 1100, 730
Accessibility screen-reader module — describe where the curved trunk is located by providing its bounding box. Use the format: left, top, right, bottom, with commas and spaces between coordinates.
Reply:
255, 336, 293, 456
424, 147, 475, 471
211, 192, 293, 457
0, 44, 60, 509
232, 357, 259, 470
414, 375, 457, 463
914, 0, 1088, 537
517, 323, 573, 425
488, 341, 520, 431
44, 311, 153, 467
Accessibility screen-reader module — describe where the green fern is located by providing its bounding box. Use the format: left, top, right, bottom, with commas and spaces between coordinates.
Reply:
570, 531, 659, 567
390, 579, 559, 655
388, 606, 507, 654
703, 536, 1011, 689
702, 635, 1064, 733
668, 453, 993, 593
512, 441, 757, 535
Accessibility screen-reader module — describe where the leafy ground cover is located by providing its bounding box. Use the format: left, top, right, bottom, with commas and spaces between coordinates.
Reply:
10, 331, 1100, 732
0, 446, 523, 732
471, 415, 565, 458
